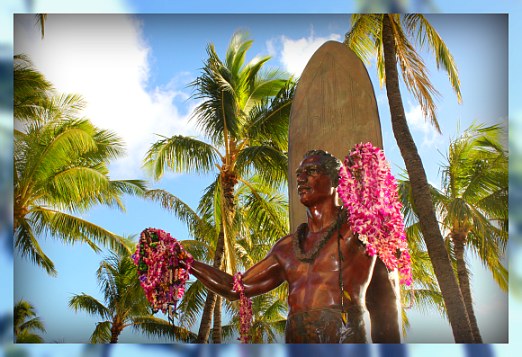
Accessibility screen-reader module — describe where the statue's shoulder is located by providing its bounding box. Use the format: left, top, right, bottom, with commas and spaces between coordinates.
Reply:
270, 231, 295, 256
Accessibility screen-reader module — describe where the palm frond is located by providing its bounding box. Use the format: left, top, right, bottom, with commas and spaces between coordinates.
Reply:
235, 146, 288, 187
237, 177, 289, 239
14, 54, 53, 122
69, 294, 111, 320
345, 14, 383, 65
19, 317, 46, 334
14, 219, 56, 275
30, 207, 130, 256
190, 44, 240, 144
144, 135, 220, 180
404, 14, 462, 103
16, 331, 45, 343
145, 189, 214, 240
132, 316, 197, 342
89, 321, 112, 343
243, 79, 295, 151
389, 15, 441, 132
14, 299, 46, 341
177, 280, 208, 328
179, 240, 212, 263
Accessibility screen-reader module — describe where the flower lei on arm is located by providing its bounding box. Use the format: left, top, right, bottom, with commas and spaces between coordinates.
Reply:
337, 142, 412, 286
132, 228, 193, 317
232, 272, 253, 343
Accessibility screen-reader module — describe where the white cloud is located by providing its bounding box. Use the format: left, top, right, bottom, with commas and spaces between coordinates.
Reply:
14, 14, 199, 179
270, 30, 341, 76
405, 102, 442, 148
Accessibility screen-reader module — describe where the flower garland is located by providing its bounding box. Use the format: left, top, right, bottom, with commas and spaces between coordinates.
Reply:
232, 272, 253, 343
337, 142, 412, 286
132, 228, 193, 314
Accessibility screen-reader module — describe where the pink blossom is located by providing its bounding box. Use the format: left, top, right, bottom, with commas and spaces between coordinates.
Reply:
337, 142, 412, 286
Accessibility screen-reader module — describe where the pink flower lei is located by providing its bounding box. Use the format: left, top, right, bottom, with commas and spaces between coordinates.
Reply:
232, 272, 253, 343
132, 228, 193, 314
337, 142, 412, 286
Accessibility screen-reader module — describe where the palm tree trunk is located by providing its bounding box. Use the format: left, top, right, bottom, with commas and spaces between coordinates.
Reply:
196, 229, 226, 342
212, 295, 223, 343
381, 15, 474, 343
197, 290, 216, 343
109, 321, 122, 343
196, 232, 224, 342
453, 232, 483, 343
197, 171, 236, 342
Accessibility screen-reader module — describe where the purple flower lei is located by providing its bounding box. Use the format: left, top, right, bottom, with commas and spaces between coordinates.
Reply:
232, 272, 253, 343
132, 228, 193, 313
337, 142, 412, 286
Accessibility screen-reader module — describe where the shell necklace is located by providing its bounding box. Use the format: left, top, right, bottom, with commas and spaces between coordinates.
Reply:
293, 209, 346, 263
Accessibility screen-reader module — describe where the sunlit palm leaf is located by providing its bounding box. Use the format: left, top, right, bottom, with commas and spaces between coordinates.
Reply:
144, 135, 220, 180
235, 146, 288, 187
30, 207, 129, 255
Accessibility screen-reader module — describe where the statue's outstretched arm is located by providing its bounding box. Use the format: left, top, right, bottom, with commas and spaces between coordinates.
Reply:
189, 253, 285, 301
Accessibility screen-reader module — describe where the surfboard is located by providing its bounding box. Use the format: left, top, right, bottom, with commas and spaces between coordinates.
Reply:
288, 40, 383, 232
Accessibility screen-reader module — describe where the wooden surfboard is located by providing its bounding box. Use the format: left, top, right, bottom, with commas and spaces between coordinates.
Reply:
288, 40, 383, 232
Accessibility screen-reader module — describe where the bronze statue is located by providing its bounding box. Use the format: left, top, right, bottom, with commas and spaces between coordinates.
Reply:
187, 150, 401, 343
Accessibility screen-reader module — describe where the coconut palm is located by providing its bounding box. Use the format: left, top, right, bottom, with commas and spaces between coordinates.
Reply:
146, 174, 289, 343
435, 123, 507, 342
14, 299, 46, 343
14, 56, 147, 275
345, 14, 474, 342
398, 123, 508, 342
144, 32, 294, 342
69, 239, 196, 343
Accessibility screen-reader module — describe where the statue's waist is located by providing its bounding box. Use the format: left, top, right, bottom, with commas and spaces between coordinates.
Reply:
288, 304, 366, 318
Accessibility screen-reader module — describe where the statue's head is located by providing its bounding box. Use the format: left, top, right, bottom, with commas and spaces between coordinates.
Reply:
301, 149, 342, 187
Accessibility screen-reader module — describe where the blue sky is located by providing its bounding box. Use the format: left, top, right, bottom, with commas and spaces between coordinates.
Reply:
2, 1, 522, 356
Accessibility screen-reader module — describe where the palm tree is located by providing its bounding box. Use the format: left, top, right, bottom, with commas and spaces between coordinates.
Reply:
144, 32, 294, 342
14, 299, 46, 343
146, 174, 290, 343
69, 239, 196, 343
14, 55, 147, 275
434, 123, 508, 342
398, 123, 508, 342
345, 14, 474, 342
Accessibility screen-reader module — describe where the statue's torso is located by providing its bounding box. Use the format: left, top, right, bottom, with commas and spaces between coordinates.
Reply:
273, 222, 374, 316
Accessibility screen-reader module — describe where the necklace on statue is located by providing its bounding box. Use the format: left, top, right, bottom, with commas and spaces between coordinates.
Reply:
293, 209, 346, 263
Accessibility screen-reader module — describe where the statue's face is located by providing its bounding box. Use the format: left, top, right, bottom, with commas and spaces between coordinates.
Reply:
296, 155, 335, 206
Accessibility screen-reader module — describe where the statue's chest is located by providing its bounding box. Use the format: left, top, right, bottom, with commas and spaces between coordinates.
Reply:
285, 231, 359, 281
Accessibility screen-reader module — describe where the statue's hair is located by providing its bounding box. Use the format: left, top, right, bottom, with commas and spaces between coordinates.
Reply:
303, 149, 342, 187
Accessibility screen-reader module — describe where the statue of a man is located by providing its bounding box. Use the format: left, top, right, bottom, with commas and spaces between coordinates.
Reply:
188, 150, 401, 343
